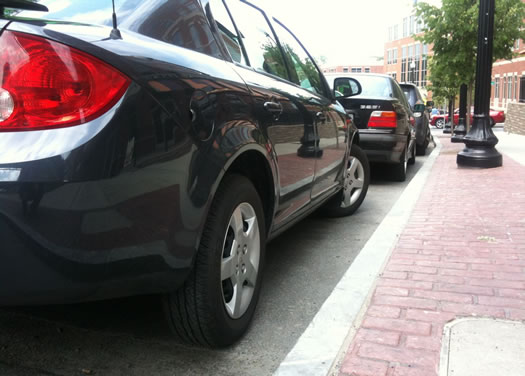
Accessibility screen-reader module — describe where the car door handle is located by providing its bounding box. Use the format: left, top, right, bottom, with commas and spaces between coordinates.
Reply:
316, 111, 326, 122
264, 101, 283, 114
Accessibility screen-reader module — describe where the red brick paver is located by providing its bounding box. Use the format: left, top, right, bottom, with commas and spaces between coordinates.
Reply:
339, 136, 525, 376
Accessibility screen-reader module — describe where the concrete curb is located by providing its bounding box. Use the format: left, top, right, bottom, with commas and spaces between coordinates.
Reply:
274, 138, 443, 376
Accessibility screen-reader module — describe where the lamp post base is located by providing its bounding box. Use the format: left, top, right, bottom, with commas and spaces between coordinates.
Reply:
457, 146, 502, 168
443, 122, 452, 134
451, 121, 467, 143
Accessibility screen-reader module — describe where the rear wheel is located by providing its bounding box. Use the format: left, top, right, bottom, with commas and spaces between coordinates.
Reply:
164, 174, 265, 347
392, 144, 408, 182
435, 119, 444, 129
408, 140, 416, 165
322, 144, 370, 217
416, 129, 430, 156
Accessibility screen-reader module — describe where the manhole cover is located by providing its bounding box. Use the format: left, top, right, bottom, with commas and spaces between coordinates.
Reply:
440, 318, 525, 376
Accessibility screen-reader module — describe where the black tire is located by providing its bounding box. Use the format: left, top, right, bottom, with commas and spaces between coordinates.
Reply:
416, 130, 430, 156
416, 143, 426, 156
408, 141, 416, 165
164, 174, 266, 347
392, 144, 408, 182
322, 144, 370, 217
435, 119, 444, 129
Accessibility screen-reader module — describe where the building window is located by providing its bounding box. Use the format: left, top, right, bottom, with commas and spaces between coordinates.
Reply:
414, 44, 421, 86
365, 67, 371, 73
409, 15, 415, 35
392, 72, 397, 80
388, 26, 393, 42
415, 16, 423, 33
503, 77, 507, 100
520, 76, 525, 103
393, 48, 398, 64
421, 44, 428, 87
495, 77, 500, 98
343, 67, 349, 73
403, 17, 408, 37
508, 75, 513, 99
393, 25, 398, 41
351, 67, 362, 73
401, 46, 407, 82
515, 75, 519, 100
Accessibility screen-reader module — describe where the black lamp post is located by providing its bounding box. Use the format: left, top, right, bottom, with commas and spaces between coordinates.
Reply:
451, 83, 468, 142
457, 0, 502, 168
443, 96, 454, 134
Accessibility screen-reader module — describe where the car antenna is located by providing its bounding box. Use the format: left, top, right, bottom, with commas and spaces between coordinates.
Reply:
109, 0, 121, 39
1, 0, 48, 17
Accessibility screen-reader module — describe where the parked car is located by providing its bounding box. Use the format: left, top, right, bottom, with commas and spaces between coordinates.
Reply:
430, 110, 446, 128
330, 73, 416, 181
431, 107, 505, 127
0, 0, 370, 347
399, 83, 433, 156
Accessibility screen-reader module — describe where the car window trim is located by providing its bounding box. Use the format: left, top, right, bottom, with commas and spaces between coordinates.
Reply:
201, 0, 231, 62
222, 0, 294, 83
272, 17, 331, 99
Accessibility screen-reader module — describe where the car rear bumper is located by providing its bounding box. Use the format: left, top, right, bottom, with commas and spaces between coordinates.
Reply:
359, 132, 408, 164
0, 181, 193, 306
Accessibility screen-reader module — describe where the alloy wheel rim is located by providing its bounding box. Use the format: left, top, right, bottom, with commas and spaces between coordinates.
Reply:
341, 156, 365, 208
221, 202, 260, 319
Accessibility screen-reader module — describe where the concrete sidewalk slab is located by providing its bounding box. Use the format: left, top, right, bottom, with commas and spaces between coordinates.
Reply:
494, 131, 525, 166
440, 318, 525, 376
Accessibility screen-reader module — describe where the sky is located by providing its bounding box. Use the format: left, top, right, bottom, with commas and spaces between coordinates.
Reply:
260, 0, 440, 67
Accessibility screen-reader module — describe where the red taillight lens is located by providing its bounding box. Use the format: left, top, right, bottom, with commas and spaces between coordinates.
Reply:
0, 31, 130, 132
368, 111, 397, 128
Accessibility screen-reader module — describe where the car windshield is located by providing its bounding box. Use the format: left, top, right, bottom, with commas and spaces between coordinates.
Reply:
16, 0, 143, 25
352, 76, 393, 98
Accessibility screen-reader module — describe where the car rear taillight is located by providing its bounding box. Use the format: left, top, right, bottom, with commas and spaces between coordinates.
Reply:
0, 31, 130, 132
368, 111, 397, 128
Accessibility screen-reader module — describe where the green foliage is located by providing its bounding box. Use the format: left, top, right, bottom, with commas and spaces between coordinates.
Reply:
2, 0, 38, 17
416, 0, 525, 100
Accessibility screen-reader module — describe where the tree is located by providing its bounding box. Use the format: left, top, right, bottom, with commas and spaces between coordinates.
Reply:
416, 0, 525, 128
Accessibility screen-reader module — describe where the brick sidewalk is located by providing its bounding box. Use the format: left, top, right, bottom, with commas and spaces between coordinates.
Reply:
339, 136, 525, 376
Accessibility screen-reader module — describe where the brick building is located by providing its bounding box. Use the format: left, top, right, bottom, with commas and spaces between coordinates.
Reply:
321, 65, 384, 75
491, 45, 525, 111
383, 0, 524, 109
383, 11, 432, 99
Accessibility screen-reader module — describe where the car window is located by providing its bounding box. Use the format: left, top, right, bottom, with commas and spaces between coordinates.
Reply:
225, 1, 288, 80
19, 0, 224, 59
209, 0, 247, 64
272, 20, 324, 96
353, 75, 393, 98
392, 81, 410, 108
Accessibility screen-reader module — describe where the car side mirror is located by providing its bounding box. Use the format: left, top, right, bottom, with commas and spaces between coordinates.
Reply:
333, 77, 362, 98
413, 103, 426, 117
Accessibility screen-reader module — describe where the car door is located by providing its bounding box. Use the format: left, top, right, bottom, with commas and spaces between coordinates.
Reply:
219, 0, 317, 227
391, 81, 415, 142
269, 19, 347, 200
